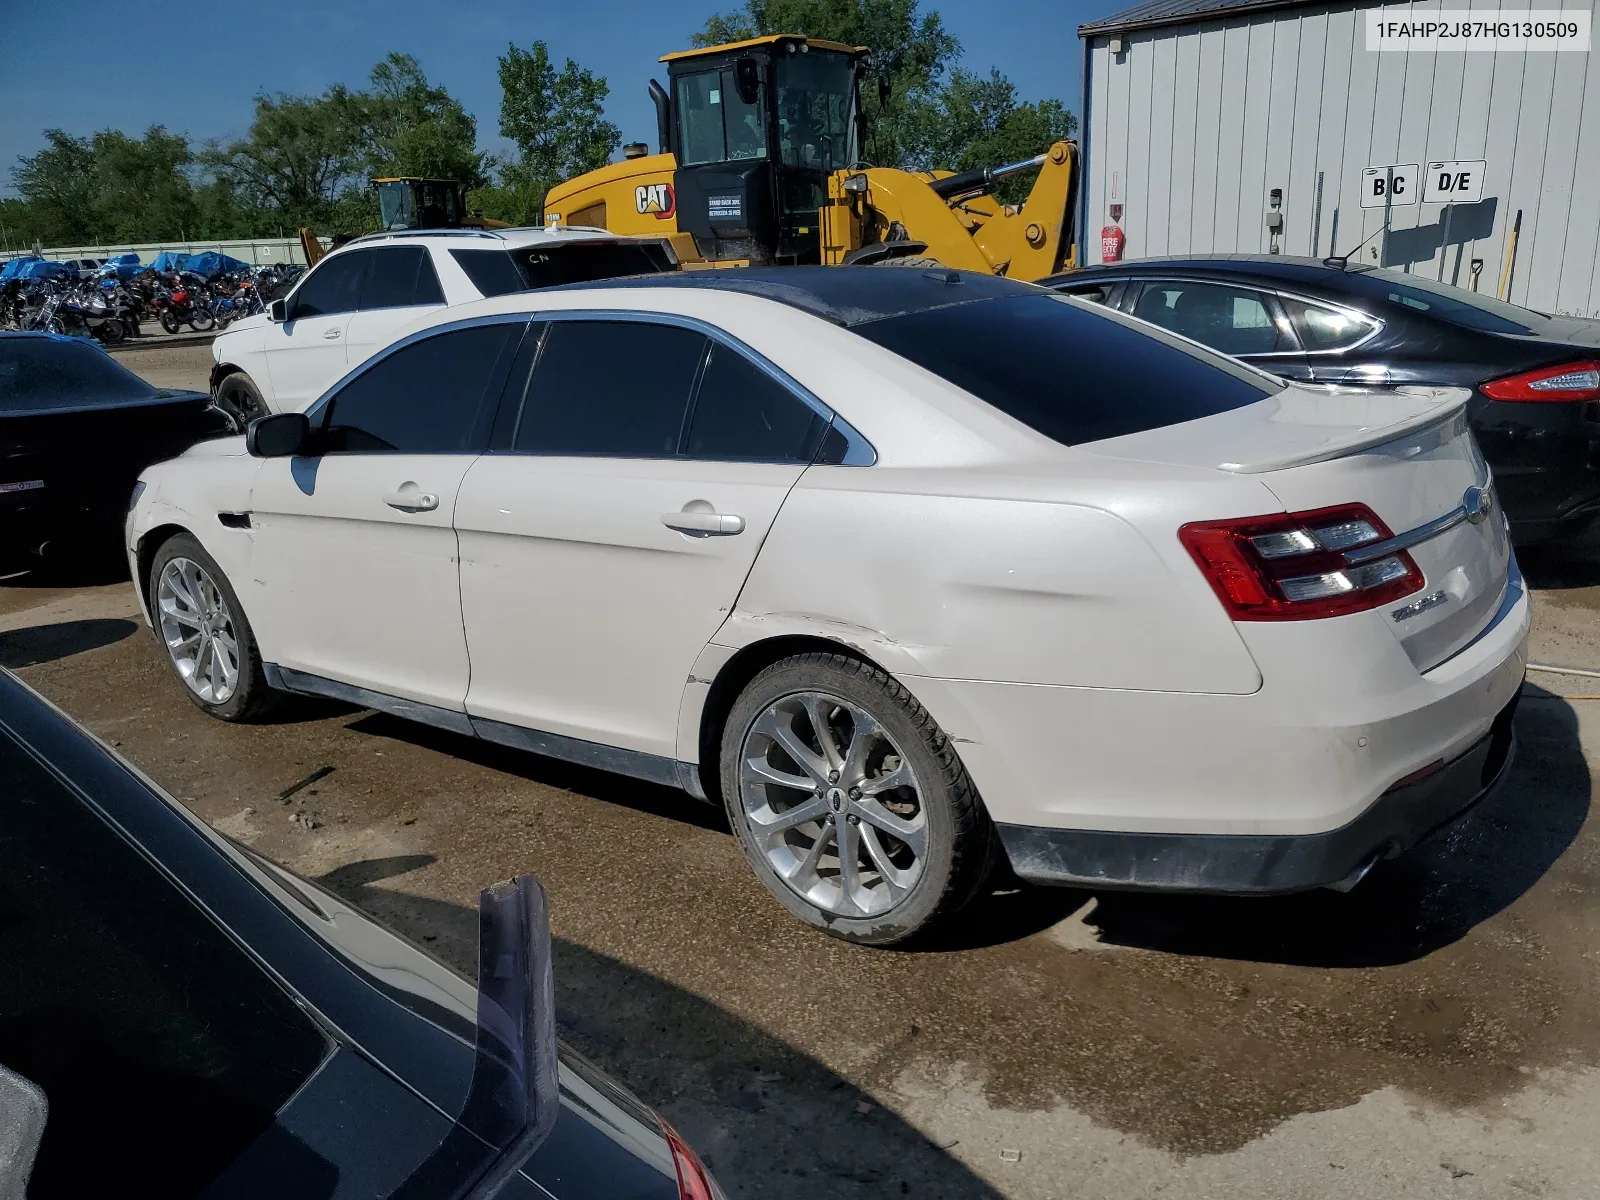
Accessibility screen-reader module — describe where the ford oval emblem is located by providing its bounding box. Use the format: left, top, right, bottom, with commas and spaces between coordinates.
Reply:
1463, 486, 1493, 525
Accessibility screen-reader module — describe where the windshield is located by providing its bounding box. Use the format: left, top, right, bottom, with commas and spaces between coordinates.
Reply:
0, 336, 159, 412
1346, 267, 1553, 335
776, 51, 859, 172
377, 181, 415, 232
675, 67, 767, 166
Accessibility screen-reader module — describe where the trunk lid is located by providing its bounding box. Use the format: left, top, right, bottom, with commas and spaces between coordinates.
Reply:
1081, 383, 1508, 672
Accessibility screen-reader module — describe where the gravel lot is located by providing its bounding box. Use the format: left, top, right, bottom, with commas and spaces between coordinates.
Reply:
4, 342, 1597, 1198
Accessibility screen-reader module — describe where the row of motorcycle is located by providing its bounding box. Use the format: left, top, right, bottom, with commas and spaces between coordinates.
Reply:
0, 263, 304, 345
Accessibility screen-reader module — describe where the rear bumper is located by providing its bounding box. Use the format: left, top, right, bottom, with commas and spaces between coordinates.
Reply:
996, 692, 1519, 893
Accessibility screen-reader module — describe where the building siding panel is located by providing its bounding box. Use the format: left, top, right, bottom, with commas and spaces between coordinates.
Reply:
1082, 0, 1600, 313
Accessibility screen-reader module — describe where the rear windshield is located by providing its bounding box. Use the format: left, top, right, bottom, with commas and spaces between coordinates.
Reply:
451, 242, 675, 297
852, 294, 1280, 446
0, 336, 156, 412
0, 729, 329, 1196
1345, 267, 1552, 335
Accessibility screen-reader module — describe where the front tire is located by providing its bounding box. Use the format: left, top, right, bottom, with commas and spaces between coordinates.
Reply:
148, 534, 275, 721
214, 373, 267, 426
158, 309, 181, 334
719, 651, 997, 945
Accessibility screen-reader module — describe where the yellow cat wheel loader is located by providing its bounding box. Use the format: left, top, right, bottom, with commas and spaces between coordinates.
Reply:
542, 34, 1079, 279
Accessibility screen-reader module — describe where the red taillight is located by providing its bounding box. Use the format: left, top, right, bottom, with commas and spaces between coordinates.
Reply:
1180, 503, 1424, 621
1481, 360, 1600, 402
659, 1117, 722, 1200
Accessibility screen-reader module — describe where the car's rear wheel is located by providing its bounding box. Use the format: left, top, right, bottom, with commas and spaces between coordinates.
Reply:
148, 534, 275, 721
720, 651, 996, 945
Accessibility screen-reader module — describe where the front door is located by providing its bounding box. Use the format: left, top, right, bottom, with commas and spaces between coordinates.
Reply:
265, 249, 370, 410
247, 319, 525, 709
455, 319, 829, 758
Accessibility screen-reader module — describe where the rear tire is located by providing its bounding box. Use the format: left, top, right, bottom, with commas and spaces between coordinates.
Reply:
148, 533, 276, 722
187, 307, 215, 332
158, 309, 180, 334
719, 651, 997, 945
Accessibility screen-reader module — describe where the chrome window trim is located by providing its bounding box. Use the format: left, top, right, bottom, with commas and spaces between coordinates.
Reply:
1124, 276, 1303, 359
506, 307, 877, 466
1117, 274, 1386, 360
303, 312, 534, 431
1268, 289, 1385, 357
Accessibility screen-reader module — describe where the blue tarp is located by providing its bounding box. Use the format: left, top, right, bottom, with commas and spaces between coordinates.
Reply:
146, 250, 249, 278
0, 256, 44, 282
1, 258, 74, 281
100, 253, 143, 281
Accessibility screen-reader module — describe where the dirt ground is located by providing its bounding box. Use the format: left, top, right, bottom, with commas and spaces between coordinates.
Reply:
5, 341, 1598, 1198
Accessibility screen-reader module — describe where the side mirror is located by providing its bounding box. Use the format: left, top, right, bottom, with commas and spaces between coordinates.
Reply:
246, 411, 310, 458
734, 57, 762, 106
269, 298, 288, 323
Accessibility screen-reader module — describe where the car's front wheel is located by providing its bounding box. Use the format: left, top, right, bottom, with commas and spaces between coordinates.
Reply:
720, 651, 997, 945
148, 534, 275, 721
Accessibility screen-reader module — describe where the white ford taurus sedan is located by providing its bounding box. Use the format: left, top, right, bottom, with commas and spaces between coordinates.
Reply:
127, 267, 1529, 944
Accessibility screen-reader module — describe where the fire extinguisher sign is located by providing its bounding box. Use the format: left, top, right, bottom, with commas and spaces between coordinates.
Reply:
1100, 225, 1126, 263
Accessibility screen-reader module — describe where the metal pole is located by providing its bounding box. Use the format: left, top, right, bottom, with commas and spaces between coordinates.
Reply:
1328, 208, 1340, 258
1437, 203, 1455, 281
1381, 166, 1393, 267
1311, 171, 1325, 257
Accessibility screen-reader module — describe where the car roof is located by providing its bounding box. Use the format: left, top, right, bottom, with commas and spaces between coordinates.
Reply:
336, 226, 647, 254
1048, 254, 1389, 291
545, 264, 1046, 326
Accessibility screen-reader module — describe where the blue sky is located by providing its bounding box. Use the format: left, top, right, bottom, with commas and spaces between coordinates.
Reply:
0, 0, 1124, 195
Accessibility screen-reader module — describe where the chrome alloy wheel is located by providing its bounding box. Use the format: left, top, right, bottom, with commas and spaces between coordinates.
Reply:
738, 691, 928, 918
156, 557, 240, 704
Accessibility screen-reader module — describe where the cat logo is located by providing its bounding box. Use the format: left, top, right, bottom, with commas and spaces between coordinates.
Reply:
635, 182, 676, 219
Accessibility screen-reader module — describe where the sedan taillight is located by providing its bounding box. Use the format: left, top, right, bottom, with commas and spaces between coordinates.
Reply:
1180, 503, 1424, 621
659, 1116, 725, 1200
1481, 360, 1600, 402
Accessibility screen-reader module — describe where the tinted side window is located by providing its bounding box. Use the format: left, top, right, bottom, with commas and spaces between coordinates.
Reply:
451, 249, 527, 297
1, 338, 154, 411
686, 344, 825, 461
0, 730, 329, 1197
290, 251, 367, 319
1280, 297, 1380, 351
322, 322, 522, 453
854, 295, 1277, 447
1131, 281, 1287, 355
361, 246, 445, 310
515, 321, 706, 457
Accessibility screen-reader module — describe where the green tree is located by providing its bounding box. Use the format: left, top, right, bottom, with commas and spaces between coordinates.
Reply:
204, 89, 366, 228
92, 127, 198, 240
10, 130, 99, 243
488, 41, 620, 222
359, 53, 487, 186
902, 69, 1076, 201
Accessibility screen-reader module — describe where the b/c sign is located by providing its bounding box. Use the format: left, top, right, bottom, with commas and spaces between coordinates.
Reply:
1361, 164, 1420, 207
1422, 160, 1487, 204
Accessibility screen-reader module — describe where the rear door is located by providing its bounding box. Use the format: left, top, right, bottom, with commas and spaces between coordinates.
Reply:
264, 250, 369, 410
455, 317, 825, 760
342, 246, 449, 372
1128, 278, 1312, 380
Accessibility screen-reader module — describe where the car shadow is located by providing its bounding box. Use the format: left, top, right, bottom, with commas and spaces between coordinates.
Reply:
1076, 684, 1590, 968
342, 711, 731, 834
312, 857, 997, 1199
1518, 536, 1600, 590
0, 619, 139, 670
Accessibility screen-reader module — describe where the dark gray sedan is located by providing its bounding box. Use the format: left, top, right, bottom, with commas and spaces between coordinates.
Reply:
1044, 256, 1600, 545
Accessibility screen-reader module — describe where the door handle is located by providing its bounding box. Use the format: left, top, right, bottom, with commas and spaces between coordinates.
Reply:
662, 509, 745, 536
322, 328, 342, 340
384, 488, 440, 512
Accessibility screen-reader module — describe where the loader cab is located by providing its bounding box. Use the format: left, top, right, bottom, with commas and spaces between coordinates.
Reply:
662, 36, 867, 264
375, 178, 467, 231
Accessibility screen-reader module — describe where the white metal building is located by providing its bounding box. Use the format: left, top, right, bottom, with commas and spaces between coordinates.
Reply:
1076, 0, 1600, 315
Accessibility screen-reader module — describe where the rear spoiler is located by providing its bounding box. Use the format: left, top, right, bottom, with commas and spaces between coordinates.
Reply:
1217, 386, 1473, 475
